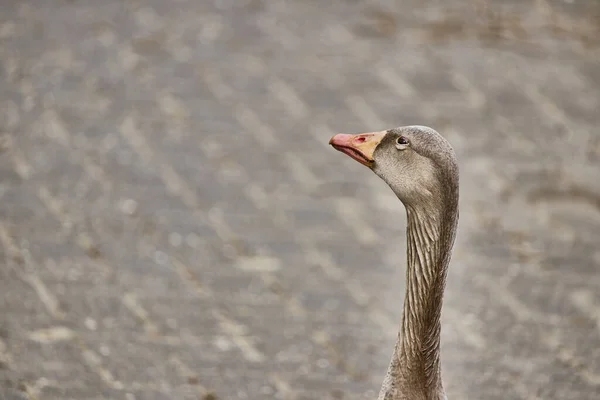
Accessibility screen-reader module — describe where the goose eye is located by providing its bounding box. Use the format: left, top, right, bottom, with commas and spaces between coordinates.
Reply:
396, 136, 409, 148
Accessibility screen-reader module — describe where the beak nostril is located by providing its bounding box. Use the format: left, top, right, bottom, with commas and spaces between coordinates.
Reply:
356, 137, 366, 143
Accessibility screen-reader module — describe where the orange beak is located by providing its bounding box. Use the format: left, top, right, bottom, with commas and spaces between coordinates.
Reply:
329, 131, 386, 167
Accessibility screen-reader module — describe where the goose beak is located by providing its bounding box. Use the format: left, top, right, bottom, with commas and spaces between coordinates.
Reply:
329, 131, 386, 168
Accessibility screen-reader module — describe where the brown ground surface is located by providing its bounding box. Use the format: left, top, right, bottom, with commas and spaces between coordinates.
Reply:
1, 1, 600, 399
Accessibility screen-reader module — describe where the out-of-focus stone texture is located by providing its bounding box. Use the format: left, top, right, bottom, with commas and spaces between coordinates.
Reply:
0, 0, 599, 399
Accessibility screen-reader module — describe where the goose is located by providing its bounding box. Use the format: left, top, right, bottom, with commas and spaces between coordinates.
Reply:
329, 126, 459, 400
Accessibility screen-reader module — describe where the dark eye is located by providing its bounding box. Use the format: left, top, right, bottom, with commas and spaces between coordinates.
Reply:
396, 136, 409, 146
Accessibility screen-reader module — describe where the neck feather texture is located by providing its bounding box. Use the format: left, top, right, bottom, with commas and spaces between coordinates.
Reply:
378, 200, 458, 400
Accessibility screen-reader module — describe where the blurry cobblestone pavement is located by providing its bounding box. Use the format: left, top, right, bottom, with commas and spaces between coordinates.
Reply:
0, 1, 599, 399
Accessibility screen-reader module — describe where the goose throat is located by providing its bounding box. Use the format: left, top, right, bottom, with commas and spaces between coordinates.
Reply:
398, 204, 457, 392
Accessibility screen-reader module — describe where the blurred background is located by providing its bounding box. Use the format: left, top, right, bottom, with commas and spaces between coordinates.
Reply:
1, 0, 599, 399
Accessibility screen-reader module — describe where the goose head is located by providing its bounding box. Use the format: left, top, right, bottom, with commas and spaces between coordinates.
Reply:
329, 126, 459, 211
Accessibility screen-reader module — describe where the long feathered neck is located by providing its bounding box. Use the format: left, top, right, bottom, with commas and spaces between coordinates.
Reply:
378, 198, 458, 400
